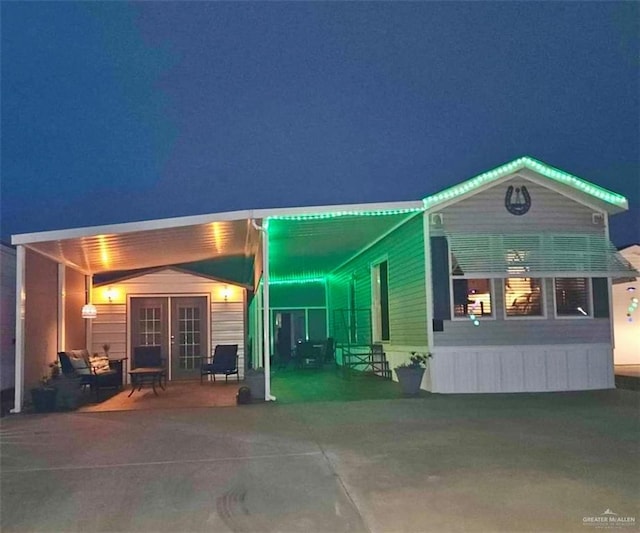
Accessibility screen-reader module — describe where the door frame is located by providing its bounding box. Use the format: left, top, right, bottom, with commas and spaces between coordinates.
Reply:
127, 293, 211, 382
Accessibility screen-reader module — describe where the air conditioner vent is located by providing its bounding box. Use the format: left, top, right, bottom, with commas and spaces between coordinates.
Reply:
430, 213, 444, 228
592, 213, 605, 226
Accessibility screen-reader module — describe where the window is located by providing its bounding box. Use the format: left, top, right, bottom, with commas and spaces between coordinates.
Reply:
504, 278, 544, 317
555, 278, 591, 317
453, 279, 493, 318
372, 260, 390, 341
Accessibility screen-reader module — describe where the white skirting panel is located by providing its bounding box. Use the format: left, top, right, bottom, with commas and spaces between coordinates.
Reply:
431, 344, 614, 393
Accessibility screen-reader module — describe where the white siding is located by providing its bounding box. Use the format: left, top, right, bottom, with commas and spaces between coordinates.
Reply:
91, 269, 246, 379
431, 344, 614, 393
438, 176, 604, 236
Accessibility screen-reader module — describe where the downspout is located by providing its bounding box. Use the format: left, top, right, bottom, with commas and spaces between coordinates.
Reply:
251, 219, 275, 401
12, 245, 26, 414
58, 264, 66, 352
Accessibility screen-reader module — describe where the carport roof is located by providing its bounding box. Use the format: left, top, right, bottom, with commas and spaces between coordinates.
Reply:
11, 156, 632, 281
11, 202, 424, 280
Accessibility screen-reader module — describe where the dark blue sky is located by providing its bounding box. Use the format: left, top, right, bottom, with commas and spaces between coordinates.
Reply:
2, 2, 638, 246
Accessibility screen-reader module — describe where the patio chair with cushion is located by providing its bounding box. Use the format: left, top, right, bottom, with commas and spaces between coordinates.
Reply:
200, 344, 239, 384
58, 349, 121, 402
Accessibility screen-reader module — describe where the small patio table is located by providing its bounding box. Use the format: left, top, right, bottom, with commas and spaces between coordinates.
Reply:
128, 367, 166, 397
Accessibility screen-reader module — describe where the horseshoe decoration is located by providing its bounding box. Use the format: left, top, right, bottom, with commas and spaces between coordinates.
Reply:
505, 185, 531, 216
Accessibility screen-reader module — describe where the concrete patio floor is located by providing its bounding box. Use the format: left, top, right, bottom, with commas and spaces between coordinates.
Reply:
1, 389, 638, 532
75, 368, 410, 413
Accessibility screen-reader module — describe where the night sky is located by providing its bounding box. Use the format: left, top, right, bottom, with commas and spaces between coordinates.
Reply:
2, 2, 638, 246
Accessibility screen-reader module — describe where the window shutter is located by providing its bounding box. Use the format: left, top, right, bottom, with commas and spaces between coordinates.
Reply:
592, 278, 610, 318
431, 237, 451, 320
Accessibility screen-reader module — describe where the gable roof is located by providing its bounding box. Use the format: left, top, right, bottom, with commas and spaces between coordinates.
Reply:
423, 156, 628, 214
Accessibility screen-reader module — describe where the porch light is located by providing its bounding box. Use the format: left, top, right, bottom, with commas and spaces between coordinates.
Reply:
81, 304, 97, 319
221, 286, 232, 302
104, 287, 116, 303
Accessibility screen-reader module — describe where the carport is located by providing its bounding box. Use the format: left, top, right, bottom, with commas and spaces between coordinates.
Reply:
11, 202, 423, 412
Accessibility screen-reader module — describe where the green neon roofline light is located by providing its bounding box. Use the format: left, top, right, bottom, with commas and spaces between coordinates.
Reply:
269, 276, 326, 286
267, 207, 424, 221
422, 156, 627, 208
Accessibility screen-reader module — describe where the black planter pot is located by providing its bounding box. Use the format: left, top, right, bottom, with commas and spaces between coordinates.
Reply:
31, 387, 57, 413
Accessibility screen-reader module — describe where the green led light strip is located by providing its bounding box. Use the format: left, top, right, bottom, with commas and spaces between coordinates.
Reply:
269, 276, 326, 286
268, 207, 424, 222
423, 156, 627, 208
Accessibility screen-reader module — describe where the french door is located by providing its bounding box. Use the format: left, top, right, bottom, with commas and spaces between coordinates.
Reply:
130, 296, 209, 380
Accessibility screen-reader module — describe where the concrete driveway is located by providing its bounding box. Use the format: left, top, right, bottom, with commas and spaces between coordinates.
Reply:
1, 390, 638, 532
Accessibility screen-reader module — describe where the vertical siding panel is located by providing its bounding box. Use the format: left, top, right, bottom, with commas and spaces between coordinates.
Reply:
524, 352, 546, 391
567, 351, 588, 390
500, 351, 525, 392
546, 350, 569, 391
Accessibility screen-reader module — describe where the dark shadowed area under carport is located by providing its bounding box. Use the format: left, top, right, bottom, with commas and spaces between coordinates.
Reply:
1, 390, 638, 532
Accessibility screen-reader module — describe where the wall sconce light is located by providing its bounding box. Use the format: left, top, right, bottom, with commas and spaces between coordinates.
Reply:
81, 303, 97, 319
104, 287, 116, 303
221, 286, 231, 302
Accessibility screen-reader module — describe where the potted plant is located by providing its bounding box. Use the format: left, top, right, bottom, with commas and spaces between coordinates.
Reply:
394, 352, 432, 395
30, 361, 59, 412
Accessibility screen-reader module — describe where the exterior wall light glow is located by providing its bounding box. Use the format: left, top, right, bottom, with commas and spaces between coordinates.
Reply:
104, 287, 116, 303
81, 304, 97, 319
221, 286, 232, 301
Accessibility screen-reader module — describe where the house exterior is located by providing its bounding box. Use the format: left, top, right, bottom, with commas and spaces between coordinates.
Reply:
612, 244, 640, 365
1, 243, 16, 393
91, 267, 246, 381
10, 157, 638, 411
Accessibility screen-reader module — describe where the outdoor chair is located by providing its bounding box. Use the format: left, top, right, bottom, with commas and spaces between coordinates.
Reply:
200, 344, 239, 383
296, 341, 324, 369
58, 350, 121, 402
132, 346, 167, 387
323, 337, 335, 364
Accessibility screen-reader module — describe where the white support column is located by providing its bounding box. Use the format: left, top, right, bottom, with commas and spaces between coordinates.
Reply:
604, 213, 616, 387
12, 246, 26, 414
423, 212, 434, 355
58, 264, 66, 352
262, 225, 274, 400
85, 275, 93, 352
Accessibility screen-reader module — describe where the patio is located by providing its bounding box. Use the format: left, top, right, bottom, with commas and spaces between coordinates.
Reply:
77, 368, 407, 413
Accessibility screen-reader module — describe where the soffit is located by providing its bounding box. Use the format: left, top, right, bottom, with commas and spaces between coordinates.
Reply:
268, 212, 421, 279
23, 218, 258, 274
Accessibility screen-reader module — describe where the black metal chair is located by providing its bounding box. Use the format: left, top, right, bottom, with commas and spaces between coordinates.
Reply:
200, 344, 239, 383
132, 346, 167, 387
297, 341, 324, 369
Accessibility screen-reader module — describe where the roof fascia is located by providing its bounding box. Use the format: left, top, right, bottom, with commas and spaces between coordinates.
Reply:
424, 173, 516, 214
257, 201, 424, 221
516, 170, 618, 214
423, 156, 628, 213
